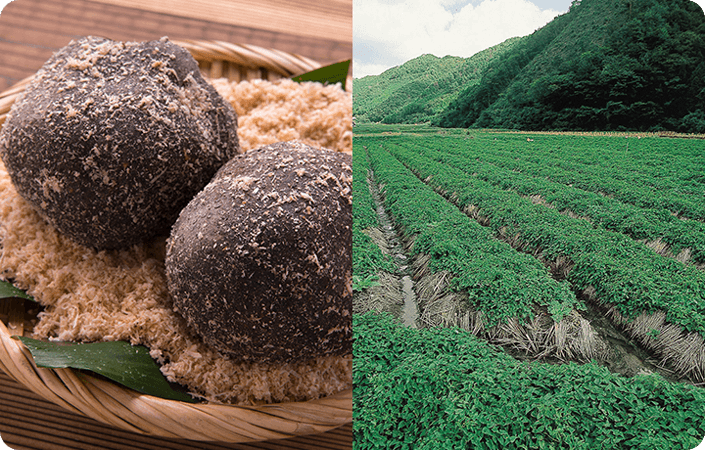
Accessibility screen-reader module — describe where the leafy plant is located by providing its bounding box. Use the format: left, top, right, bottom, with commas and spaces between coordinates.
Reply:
361, 138, 580, 328
0, 280, 35, 302
375, 131, 705, 338
292, 59, 350, 90
16, 337, 195, 403
353, 274, 380, 292
354, 311, 705, 449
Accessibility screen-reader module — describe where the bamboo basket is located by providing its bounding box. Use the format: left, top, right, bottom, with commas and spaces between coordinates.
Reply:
0, 39, 352, 443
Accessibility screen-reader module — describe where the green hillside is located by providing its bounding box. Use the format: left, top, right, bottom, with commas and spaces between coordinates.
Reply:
433, 5, 578, 128
467, 0, 617, 129
356, 0, 705, 132
436, 0, 705, 132
352, 37, 524, 124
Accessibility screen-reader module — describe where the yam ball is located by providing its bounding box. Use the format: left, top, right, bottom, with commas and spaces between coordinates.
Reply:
165, 141, 352, 363
0, 36, 240, 250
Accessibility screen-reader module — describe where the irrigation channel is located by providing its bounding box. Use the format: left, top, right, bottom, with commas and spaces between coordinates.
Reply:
356, 144, 691, 385
354, 165, 419, 328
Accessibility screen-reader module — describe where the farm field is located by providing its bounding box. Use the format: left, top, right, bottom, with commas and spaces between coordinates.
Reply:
352, 124, 705, 449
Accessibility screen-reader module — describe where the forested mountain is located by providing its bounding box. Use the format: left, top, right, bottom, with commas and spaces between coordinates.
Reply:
352, 38, 524, 124
355, 0, 705, 132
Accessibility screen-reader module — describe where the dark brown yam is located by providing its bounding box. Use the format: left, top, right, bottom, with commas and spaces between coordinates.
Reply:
0, 36, 240, 250
166, 141, 352, 363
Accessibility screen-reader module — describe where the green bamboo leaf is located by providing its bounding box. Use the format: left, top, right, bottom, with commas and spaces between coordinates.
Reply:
292, 59, 350, 90
15, 337, 196, 403
0, 280, 35, 302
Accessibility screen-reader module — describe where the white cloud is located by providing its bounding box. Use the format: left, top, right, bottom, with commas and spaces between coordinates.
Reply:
353, 0, 562, 77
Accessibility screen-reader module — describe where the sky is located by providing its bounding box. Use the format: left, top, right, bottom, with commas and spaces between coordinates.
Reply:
353, 0, 705, 78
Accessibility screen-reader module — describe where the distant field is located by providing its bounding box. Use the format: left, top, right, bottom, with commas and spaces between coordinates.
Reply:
353, 122, 705, 139
353, 124, 705, 449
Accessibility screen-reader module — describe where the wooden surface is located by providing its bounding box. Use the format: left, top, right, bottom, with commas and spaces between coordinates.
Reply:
88, 0, 352, 42
0, 0, 352, 92
0, 0, 352, 448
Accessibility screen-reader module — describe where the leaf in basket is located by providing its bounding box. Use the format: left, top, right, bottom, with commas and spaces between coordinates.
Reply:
15, 337, 196, 403
292, 59, 350, 90
0, 280, 35, 302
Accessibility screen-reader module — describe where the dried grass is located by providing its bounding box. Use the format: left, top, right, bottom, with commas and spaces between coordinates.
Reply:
676, 247, 692, 264
644, 238, 670, 256
641, 239, 703, 271
549, 255, 575, 281
414, 267, 451, 313
353, 271, 403, 317
364, 227, 390, 255
493, 310, 609, 361
563, 209, 593, 223
463, 204, 480, 220
411, 256, 608, 362
448, 191, 460, 205
606, 308, 705, 382
528, 195, 551, 207
583, 284, 705, 382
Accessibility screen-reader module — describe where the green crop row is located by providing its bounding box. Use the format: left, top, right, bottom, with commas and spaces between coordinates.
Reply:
362, 140, 580, 327
376, 131, 705, 220
354, 311, 705, 450
395, 137, 705, 264
353, 140, 382, 230
384, 140, 705, 338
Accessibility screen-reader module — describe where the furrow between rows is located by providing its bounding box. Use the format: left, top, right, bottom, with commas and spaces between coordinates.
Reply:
352, 143, 412, 324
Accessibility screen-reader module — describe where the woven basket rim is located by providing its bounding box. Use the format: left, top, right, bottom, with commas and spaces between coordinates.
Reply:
0, 39, 352, 443
0, 315, 352, 441
172, 39, 322, 75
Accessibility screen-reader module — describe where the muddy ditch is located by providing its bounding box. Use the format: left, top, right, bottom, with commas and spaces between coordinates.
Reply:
352, 167, 419, 328
505, 195, 705, 383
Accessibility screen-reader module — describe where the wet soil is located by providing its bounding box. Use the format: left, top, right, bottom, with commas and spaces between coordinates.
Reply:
401, 276, 418, 328
366, 168, 419, 327
579, 297, 690, 383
